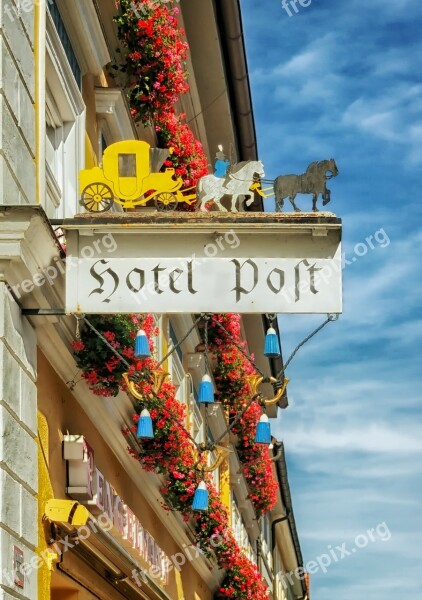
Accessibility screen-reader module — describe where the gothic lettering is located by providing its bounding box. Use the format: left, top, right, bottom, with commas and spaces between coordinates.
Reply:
89, 260, 119, 303
187, 260, 198, 294
127, 268, 145, 293
294, 259, 321, 302
267, 268, 285, 294
231, 259, 258, 302
169, 268, 183, 294
152, 265, 166, 294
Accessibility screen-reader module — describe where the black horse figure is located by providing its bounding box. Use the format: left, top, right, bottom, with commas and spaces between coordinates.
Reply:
273, 159, 339, 212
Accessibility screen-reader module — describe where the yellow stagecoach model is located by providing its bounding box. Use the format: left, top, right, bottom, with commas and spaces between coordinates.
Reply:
79, 140, 197, 212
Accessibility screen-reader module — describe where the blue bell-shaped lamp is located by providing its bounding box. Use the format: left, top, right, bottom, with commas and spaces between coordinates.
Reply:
198, 374, 214, 404
264, 327, 281, 358
135, 329, 151, 358
255, 414, 271, 444
137, 409, 154, 439
192, 481, 209, 511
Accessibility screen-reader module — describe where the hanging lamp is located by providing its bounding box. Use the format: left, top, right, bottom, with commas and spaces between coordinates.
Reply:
198, 374, 215, 404
135, 329, 151, 359
198, 316, 215, 404
264, 327, 281, 358
192, 481, 209, 511
255, 414, 271, 444
137, 409, 154, 439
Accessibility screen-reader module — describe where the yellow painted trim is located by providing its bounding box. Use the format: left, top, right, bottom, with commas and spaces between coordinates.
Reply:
85, 132, 98, 169
34, 1, 40, 204
162, 315, 170, 372
219, 455, 231, 522
185, 378, 191, 431
175, 568, 185, 600
37, 412, 56, 598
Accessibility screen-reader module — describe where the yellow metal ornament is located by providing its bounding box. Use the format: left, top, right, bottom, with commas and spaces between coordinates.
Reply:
79, 140, 197, 212
249, 181, 275, 199
200, 445, 232, 473
123, 370, 170, 399
246, 375, 289, 406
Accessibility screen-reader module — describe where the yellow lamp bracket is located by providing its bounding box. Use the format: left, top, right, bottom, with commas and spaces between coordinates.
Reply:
123, 370, 170, 400
246, 375, 289, 407
44, 499, 90, 527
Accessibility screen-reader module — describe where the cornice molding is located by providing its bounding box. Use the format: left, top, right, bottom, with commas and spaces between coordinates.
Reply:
95, 87, 137, 142
0, 207, 62, 295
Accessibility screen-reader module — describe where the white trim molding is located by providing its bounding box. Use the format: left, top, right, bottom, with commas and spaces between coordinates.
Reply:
95, 87, 137, 142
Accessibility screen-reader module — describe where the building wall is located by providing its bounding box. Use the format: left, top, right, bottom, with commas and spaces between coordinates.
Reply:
37, 349, 213, 600
0, 0, 36, 205
0, 283, 38, 598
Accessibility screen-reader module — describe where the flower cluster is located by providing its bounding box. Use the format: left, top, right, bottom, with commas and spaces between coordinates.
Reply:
74, 314, 274, 598
209, 314, 279, 515
217, 542, 269, 599
232, 401, 279, 513
114, 0, 210, 194
114, 0, 189, 124
155, 110, 209, 189
121, 340, 269, 599
72, 314, 157, 397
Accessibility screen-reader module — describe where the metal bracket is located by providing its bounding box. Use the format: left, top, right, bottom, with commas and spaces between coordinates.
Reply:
21, 309, 66, 316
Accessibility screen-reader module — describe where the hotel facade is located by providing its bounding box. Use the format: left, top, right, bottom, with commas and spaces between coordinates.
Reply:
0, 1, 310, 599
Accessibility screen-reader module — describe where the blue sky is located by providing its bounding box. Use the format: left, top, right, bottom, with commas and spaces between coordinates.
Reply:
240, 0, 422, 597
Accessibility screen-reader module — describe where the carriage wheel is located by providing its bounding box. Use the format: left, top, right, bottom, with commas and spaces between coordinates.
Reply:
155, 192, 178, 212
81, 184, 114, 213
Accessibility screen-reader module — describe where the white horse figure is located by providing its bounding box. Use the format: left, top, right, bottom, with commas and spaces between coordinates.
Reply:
196, 160, 265, 212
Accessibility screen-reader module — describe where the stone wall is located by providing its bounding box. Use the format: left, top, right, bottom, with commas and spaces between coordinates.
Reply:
0, 0, 36, 205
0, 284, 38, 598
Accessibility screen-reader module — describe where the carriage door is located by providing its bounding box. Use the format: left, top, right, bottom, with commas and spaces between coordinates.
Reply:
115, 153, 139, 198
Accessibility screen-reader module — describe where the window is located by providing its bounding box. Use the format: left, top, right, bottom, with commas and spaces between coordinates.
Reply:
262, 513, 271, 548
100, 133, 108, 157
187, 374, 204, 445
232, 495, 254, 560
169, 323, 183, 362
168, 320, 205, 445
47, 0, 81, 88
170, 347, 185, 407
208, 448, 220, 493
45, 4, 85, 218
260, 514, 272, 571
151, 315, 162, 361
119, 154, 137, 178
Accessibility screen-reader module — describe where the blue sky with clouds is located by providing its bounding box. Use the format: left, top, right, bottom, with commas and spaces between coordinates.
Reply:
240, 0, 422, 597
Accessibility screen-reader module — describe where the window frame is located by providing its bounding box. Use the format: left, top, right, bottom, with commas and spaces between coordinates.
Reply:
44, 7, 86, 218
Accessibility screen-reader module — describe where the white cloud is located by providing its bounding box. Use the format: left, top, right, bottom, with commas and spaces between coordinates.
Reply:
275, 49, 320, 76
281, 425, 422, 454
342, 84, 422, 153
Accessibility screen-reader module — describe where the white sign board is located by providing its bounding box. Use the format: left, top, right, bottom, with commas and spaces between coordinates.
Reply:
64, 214, 342, 314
